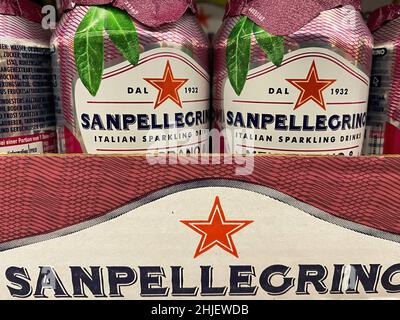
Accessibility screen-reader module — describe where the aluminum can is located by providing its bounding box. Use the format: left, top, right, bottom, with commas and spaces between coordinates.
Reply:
53, 0, 210, 154
214, 0, 373, 156
0, 0, 56, 154
364, 5, 400, 155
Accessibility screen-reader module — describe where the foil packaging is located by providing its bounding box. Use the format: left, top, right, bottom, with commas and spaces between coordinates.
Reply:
213, 0, 373, 156
364, 5, 400, 155
52, 0, 210, 154
0, 0, 56, 154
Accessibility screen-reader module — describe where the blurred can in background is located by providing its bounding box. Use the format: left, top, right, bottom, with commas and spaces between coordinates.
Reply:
196, 0, 227, 42
52, 0, 210, 154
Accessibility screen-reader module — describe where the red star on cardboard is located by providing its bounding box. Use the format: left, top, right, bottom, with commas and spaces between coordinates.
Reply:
144, 61, 188, 109
181, 196, 253, 258
286, 60, 336, 110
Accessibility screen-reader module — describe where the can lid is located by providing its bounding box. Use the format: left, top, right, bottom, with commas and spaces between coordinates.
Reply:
367, 4, 400, 33
225, 0, 361, 36
62, 0, 197, 27
0, 0, 43, 23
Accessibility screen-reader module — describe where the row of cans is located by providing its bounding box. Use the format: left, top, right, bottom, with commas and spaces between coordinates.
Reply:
0, 0, 399, 156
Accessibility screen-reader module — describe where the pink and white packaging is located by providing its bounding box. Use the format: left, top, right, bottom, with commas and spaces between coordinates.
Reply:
0, 0, 56, 154
53, 0, 210, 154
213, 0, 373, 156
364, 4, 400, 155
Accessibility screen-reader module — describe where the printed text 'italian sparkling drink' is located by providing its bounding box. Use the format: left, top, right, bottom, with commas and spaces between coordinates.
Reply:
196, 0, 227, 41
364, 4, 400, 155
214, 0, 373, 156
0, 0, 56, 154
53, 0, 210, 154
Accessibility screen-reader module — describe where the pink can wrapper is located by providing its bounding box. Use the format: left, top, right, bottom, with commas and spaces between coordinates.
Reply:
214, 0, 373, 156
224, 0, 361, 36
364, 5, 400, 155
53, 0, 210, 154
61, 0, 197, 27
0, 0, 56, 154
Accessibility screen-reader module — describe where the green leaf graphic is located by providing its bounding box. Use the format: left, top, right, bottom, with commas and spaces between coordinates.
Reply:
226, 16, 254, 96
74, 7, 106, 96
104, 7, 140, 65
253, 23, 284, 67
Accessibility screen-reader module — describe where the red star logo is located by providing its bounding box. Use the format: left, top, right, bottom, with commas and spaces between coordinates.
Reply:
196, 7, 211, 28
144, 61, 188, 109
181, 196, 253, 258
286, 60, 336, 110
